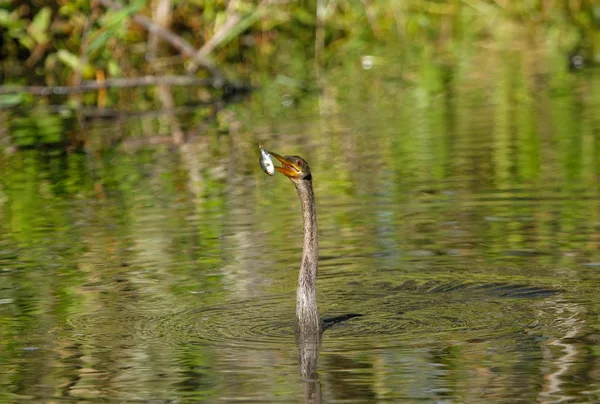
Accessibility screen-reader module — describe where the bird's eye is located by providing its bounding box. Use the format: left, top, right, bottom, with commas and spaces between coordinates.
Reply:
297, 160, 303, 167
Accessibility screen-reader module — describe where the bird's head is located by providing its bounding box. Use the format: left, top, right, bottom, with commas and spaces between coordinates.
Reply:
269, 151, 312, 183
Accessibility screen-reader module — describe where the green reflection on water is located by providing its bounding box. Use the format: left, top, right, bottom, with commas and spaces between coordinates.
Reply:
1, 55, 600, 403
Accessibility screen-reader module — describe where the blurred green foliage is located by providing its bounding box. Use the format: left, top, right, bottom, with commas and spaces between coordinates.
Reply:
0, 0, 598, 87
0, 4, 599, 396
0, 0, 598, 148
9, 109, 74, 147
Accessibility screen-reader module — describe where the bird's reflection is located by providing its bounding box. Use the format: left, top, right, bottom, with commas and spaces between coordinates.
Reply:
297, 331, 322, 404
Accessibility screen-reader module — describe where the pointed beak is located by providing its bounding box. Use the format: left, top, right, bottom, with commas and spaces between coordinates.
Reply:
269, 151, 302, 179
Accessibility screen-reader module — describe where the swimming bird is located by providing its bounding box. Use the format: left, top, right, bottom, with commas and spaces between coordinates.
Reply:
260, 148, 361, 340
265, 150, 321, 337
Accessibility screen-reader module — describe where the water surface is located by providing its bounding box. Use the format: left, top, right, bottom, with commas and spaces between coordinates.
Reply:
1, 58, 599, 403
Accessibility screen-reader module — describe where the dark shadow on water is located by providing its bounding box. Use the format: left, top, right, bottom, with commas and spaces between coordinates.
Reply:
322, 313, 363, 330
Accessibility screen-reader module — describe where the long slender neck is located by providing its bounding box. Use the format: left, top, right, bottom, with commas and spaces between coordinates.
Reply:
294, 179, 321, 336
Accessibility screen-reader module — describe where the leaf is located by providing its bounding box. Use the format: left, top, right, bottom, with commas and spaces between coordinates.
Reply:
18, 36, 34, 50
0, 9, 11, 27
29, 7, 52, 44
0, 94, 25, 108
87, 30, 112, 54
87, 0, 145, 55
107, 60, 121, 77
99, 0, 145, 29
206, 9, 266, 56
57, 49, 82, 71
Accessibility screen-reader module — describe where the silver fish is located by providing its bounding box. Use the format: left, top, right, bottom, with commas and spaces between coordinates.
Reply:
259, 144, 275, 176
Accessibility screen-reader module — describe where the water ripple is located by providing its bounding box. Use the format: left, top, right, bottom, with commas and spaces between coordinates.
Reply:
129, 280, 558, 350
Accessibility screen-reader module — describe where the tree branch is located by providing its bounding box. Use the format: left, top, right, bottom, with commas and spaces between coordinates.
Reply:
0, 75, 217, 95
97, 0, 224, 83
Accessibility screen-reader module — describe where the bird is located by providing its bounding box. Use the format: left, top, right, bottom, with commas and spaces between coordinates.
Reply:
262, 148, 361, 340
266, 150, 321, 338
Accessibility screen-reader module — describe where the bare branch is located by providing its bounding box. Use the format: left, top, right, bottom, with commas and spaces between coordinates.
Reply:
187, 0, 242, 74
187, 13, 242, 74
97, 0, 224, 82
0, 75, 217, 96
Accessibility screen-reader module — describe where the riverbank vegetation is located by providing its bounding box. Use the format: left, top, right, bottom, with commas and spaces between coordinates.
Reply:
2, 0, 598, 85
0, 0, 598, 148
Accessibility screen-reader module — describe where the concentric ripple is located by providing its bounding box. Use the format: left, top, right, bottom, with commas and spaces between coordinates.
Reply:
139, 295, 298, 349
131, 280, 559, 350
